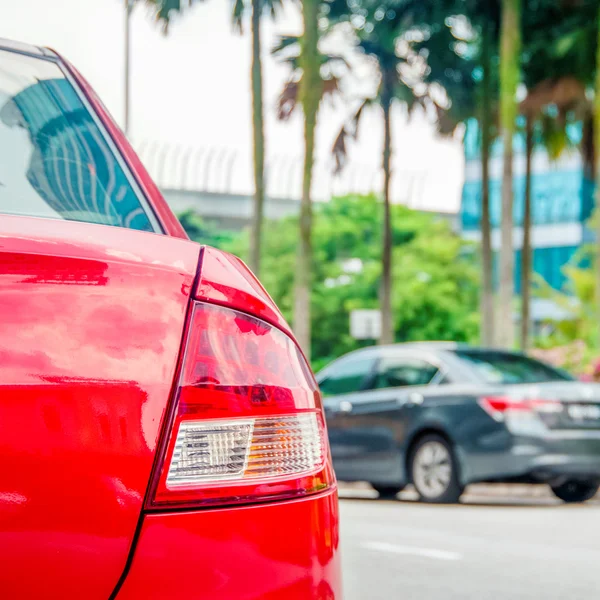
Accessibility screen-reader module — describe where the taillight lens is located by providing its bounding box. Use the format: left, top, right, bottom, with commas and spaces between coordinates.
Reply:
147, 301, 334, 509
479, 396, 563, 421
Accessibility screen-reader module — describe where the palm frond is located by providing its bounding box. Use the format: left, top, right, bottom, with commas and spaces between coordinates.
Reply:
520, 76, 587, 117
266, 0, 283, 20
271, 35, 301, 69
276, 75, 341, 122
233, 0, 283, 32
276, 79, 299, 121
231, 0, 245, 33
271, 35, 300, 55
143, 0, 199, 33
332, 98, 375, 174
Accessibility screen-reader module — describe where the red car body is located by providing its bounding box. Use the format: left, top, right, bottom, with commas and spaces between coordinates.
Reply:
0, 39, 341, 600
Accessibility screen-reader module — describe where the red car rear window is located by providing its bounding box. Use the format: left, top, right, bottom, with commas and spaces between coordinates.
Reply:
0, 48, 159, 232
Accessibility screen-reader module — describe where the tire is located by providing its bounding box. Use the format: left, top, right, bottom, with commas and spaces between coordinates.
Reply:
409, 434, 463, 504
550, 480, 600, 503
372, 484, 404, 499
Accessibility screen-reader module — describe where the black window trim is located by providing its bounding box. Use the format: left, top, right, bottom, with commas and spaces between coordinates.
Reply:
317, 352, 379, 396
0, 45, 165, 234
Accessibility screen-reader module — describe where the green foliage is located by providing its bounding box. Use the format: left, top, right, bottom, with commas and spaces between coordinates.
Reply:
177, 210, 236, 248
142, 0, 202, 31
223, 195, 480, 368
230, 0, 283, 33
500, 0, 522, 131
532, 221, 598, 372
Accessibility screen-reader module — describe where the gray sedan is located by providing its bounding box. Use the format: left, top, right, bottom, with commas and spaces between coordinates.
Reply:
317, 343, 600, 503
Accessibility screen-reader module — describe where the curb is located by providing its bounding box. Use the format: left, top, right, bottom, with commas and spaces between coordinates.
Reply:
338, 482, 600, 500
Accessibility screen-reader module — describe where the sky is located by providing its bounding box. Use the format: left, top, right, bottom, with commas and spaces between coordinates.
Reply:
1, 0, 464, 212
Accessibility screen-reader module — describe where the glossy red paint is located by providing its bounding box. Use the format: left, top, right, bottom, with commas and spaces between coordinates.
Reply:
0, 215, 200, 600
55, 52, 188, 240
115, 490, 342, 600
196, 246, 293, 337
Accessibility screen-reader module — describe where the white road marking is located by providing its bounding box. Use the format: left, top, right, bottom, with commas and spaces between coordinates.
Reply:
362, 541, 463, 561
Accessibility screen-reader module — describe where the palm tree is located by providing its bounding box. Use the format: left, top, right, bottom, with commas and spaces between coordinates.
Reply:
479, 18, 498, 347
271, 35, 347, 120
295, 0, 323, 358
517, 78, 587, 349
415, 9, 499, 347
521, 112, 534, 350
518, 0, 591, 349
143, 0, 280, 277
498, 0, 522, 349
331, 5, 434, 346
271, 32, 348, 355
231, 0, 283, 277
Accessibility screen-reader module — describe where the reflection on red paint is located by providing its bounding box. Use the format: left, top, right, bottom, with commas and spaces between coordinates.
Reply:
114, 490, 341, 600
0, 215, 199, 600
196, 246, 293, 337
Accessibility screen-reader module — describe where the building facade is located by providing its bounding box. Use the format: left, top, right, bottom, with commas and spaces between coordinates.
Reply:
460, 120, 593, 295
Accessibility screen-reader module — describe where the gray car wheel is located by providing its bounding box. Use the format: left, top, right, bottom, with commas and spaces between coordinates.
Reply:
409, 434, 462, 503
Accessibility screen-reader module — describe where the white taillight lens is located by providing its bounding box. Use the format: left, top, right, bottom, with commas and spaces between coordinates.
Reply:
166, 413, 324, 487
167, 420, 253, 485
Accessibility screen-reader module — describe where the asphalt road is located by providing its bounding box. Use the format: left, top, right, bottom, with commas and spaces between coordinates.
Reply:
339, 485, 600, 600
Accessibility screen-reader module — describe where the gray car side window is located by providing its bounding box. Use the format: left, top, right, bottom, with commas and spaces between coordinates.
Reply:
373, 356, 440, 390
318, 356, 377, 396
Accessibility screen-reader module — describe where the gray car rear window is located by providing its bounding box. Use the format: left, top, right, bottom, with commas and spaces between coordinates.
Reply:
453, 350, 574, 384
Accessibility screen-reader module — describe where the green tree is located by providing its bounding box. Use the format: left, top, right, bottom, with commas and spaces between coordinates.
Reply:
225, 195, 480, 370
498, 0, 522, 348
270, 29, 349, 357
518, 0, 591, 349
525, 0, 598, 346
415, 7, 500, 346
231, 0, 284, 278
331, 2, 443, 346
177, 209, 236, 247
479, 17, 497, 347
143, 0, 281, 278
293, 0, 323, 359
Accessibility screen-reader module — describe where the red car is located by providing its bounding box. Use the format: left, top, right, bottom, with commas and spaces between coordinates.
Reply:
0, 38, 341, 600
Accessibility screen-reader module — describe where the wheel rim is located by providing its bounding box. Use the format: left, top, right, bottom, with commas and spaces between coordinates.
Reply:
413, 441, 452, 498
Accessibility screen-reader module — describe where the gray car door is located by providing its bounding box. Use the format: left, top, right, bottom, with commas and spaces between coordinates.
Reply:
319, 354, 378, 481
326, 352, 445, 485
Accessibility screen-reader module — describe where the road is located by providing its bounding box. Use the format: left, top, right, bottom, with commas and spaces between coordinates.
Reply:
339, 485, 600, 600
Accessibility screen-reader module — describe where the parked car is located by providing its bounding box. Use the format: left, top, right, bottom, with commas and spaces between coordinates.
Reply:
0, 39, 340, 600
317, 342, 600, 504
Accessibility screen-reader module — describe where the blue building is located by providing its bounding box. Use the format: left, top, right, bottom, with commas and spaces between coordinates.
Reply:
460, 120, 593, 295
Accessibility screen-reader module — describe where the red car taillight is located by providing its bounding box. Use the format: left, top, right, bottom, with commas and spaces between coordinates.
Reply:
147, 301, 334, 509
478, 396, 563, 421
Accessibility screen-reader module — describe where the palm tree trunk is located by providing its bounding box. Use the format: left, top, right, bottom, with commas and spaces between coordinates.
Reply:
480, 20, 494, 347
295, 0, 321, 358
498, 0, 521, 349
380, 70, 394, 345
248, 0, 265, 276
595, 3, 600, 350
521, 115, 533, 350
